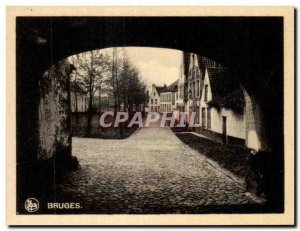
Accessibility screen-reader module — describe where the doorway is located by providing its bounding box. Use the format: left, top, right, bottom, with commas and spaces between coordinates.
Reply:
222, 116, 227, 144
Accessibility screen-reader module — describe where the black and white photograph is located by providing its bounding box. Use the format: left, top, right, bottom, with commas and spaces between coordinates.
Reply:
6, 6, 294, 226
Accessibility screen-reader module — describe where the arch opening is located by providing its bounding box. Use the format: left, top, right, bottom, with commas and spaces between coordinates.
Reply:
16, 17, 284, 214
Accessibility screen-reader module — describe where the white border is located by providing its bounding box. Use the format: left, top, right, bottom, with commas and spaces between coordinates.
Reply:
2, 2, 298, 230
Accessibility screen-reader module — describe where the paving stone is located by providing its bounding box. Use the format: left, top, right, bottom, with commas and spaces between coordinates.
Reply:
55, 127, 258, 213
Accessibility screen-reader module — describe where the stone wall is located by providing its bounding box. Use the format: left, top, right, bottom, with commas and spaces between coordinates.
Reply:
17, 59, 78, 207
38, 59, 72, 160
242, 88, 269, 151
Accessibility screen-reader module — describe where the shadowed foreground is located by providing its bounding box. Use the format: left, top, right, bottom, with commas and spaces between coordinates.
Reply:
51, 127, 264, 214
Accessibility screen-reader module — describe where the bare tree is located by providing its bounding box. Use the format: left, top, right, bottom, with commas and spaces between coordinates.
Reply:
106, 48, 146, 113
70, 55, 87, 115
70, 50, 111, 134
70, 48, 146, 137
106, 48, 122, 111
75, 50, 110, 112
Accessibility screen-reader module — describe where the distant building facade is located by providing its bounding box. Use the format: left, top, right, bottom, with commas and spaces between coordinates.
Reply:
71, 88, 114, 113
175, 63, 186, 112
148, 84, 165, 112
186, 53, 202, 125
160, 80, 178, 113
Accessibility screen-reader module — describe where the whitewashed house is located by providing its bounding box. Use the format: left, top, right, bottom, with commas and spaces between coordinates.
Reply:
148, 84, 166, 112
199, 67, 246, 145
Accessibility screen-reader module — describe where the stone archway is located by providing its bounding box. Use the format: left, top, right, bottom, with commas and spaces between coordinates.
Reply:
16, 17, 284, 208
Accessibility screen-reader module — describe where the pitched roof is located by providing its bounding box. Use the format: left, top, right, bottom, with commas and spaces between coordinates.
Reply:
206, 68, 245, 112
207, 68, 228, 98
160, 80, 178, 93
155, 86, 167, 95
198, 56, 220, 70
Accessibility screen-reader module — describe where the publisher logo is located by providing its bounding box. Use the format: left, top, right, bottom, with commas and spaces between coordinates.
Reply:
24, 198, 39, 213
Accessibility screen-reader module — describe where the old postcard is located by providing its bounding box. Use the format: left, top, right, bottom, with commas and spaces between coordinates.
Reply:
6, 6, 294, 225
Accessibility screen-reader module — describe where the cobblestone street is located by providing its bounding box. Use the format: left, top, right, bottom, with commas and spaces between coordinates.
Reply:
55, 127, 257, 214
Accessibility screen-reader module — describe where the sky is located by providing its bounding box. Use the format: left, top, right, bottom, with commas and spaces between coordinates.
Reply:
101, 47, 183, 89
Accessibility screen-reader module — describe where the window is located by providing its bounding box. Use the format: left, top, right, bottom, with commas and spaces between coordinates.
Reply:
151, 99, 153, 104
197, 80, 200, 96
193, 82, 195, 97
179, 86, 183, 99
202, 107, 206, 128
204, 84, 208, 102
207, 108, 211, 129
195, 106, 199, 124
154, 92, 156, 96
155, 99, 157, 104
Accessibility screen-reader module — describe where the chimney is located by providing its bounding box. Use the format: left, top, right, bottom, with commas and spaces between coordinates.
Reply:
152, 84, 156, 92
